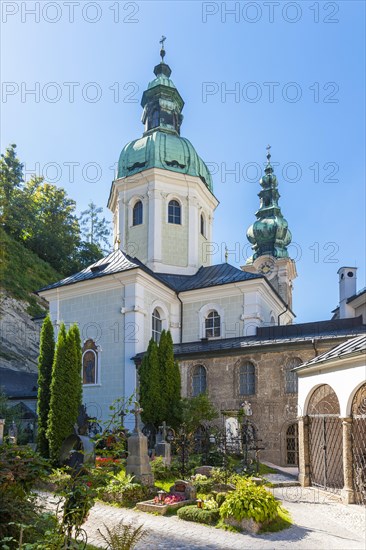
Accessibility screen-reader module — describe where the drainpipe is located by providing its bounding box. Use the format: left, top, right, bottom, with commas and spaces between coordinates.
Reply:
177, 292, 183, 343
278, 305, 289, 326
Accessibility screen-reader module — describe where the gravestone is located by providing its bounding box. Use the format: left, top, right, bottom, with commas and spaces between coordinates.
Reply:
126, 403, 154, 486
169, 479, 196, 500
155, 421, 171, 466
8, 421, 17, 445
0, 419, 4, 444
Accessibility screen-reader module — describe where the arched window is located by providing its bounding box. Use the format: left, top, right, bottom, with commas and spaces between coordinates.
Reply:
152, 308, 162, 343
168, 200, 181, 224
285, 358, 302, 393
239, 361, 256, 395
132, 200, 143, 226
82, 339, 99, 385
205, 310, 220, 338
200, 214, 205, 237
192, 365, 207, 396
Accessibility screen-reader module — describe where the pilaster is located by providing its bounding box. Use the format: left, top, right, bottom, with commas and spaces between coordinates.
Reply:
298, 416, 310, 487
341, 417, 355, 504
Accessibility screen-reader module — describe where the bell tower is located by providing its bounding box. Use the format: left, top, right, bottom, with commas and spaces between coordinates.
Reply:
108, 38, 218, 275
242, 147, 297, 311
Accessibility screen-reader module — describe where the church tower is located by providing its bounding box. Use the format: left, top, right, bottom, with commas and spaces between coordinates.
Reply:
242, 147, 297, 311
108, 40, 218, 275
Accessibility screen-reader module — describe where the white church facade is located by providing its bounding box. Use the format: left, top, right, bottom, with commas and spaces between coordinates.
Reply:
38, 47, 297, 428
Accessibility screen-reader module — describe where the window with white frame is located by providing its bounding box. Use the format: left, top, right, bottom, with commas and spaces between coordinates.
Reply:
192, 365, 207, 396
82, 339, 99, 385
239, 361, 256, 395
205, 310, 220, 338
152, 308, 162, 343
132, 200, 143, 226
168, 200, 181, 224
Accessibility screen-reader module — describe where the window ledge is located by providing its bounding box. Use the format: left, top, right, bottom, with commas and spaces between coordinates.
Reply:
83, 383, 102, 387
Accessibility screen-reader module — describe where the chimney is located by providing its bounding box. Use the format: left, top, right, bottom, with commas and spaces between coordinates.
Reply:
338, 267, 357, 318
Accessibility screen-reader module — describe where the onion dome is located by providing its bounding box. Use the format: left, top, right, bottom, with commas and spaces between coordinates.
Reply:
117, 38, 213, 193
246, 147, 292, 263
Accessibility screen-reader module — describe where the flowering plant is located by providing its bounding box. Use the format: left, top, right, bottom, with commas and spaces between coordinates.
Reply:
153, 492, 186, 505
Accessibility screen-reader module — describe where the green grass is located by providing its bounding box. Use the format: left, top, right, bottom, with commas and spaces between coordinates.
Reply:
0, 228, 62, 315
259, 506, 293, 533
154, 478, 176, 492
258, 463, 278, 475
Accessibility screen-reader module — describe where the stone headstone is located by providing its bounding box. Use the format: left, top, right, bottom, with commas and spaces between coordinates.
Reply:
0, 419, 5, 445
8, 421, 17, 445
59, 434, 95, 469
195, 465, 214, 477
126, 404, 154, 486
169, 479, 196, 500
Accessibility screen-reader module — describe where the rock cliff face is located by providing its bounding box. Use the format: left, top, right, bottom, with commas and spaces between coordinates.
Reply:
0, 291, 41, 373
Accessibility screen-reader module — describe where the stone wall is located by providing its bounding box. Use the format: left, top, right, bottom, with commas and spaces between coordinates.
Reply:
179, 340, 338, 466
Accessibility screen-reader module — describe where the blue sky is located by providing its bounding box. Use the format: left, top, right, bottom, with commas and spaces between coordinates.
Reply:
1, 1, 365, 323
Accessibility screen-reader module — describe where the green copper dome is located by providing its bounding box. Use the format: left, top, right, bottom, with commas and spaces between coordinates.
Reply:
246, 148, 292, 263
118, 131, 213, 191
116, 46, 213, 193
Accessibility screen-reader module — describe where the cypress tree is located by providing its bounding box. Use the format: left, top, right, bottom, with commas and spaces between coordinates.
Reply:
47, 323, 83, 464
66, 324, 83, 429
36, 315, 55, 457
164, 331, 182, 428
139, 338, 164, 428
158, 330, 168, 419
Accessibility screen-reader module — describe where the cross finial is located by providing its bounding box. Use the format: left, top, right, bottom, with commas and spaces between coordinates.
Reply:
266, 144, 271, 162
159, 35, 166, 62
225, 245, 228, 263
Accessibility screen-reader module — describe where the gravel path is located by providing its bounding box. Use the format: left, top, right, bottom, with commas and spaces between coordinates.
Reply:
37, 488, 366, 549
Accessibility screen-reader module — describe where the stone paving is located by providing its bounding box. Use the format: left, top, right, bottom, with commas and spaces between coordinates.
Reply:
38, 489, 366, 549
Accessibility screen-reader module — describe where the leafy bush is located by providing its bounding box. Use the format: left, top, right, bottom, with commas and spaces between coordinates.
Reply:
202, 498, 218, 510
100, 471, 155, 507
151, 456, 173, 480
220, 480, 279, 524
177, 505, 219, 525
0, 444, 50, 543
191, 474, 214, 494
214, 492, 227, 507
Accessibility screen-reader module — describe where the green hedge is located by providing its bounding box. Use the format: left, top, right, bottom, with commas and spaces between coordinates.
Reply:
177, 505, 219, 525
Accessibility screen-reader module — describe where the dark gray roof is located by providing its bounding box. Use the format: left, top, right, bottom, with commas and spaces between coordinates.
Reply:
37, 249, 141, 292
295, 334, 366, 371
0, 368, 38, 399
155, 263, 260, 292
37, 249, 261, 294
134, 316, 365, 362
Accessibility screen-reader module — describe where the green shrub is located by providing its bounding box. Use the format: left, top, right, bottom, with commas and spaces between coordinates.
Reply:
220, 480, 279, 524
214, 492, 227, 507
177, 505, 219, 525
151, 456, 173, 480
100, 471, 156, 507
191, 474, 214, 494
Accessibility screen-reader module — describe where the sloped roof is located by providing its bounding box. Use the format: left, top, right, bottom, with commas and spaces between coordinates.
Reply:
134, 317, 365, 361
294, 334, 366, 371
37, 249, 261, 294
37, 249, 142, 292
155, 263, 260, 292
0, 367, 38, 399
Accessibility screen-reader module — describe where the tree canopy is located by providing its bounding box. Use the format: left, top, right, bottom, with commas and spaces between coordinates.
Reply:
0, 144, 110, 276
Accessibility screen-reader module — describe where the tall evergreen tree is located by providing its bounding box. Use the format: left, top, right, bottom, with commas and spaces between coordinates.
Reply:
139, 331, 182, 430
139, 339, 164, 428
47, 323, 83, 464
36, 315, 55, 457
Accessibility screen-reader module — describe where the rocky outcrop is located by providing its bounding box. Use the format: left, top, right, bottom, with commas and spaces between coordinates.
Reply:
0, 291, 41, 373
